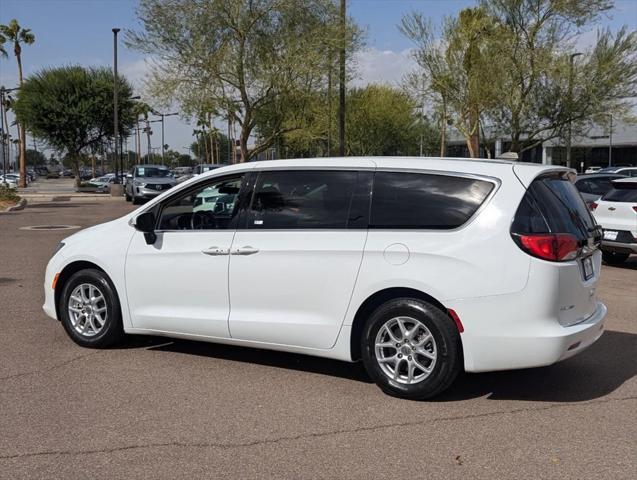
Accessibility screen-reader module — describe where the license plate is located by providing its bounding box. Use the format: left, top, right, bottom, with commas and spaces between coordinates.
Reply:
603, 230, 618, 241
582, 256, 594, 281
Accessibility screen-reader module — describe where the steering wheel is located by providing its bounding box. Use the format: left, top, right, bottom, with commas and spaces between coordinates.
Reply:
191, 210, 216, 230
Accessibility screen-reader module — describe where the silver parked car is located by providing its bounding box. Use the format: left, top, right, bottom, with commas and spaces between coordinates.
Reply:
125, 165, 176, 204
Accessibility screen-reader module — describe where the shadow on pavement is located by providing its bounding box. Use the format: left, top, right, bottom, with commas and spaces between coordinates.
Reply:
603, 257, 637, 271
439, 330, 636, 402
128, 329, 635, 400
145, 338, 373, 384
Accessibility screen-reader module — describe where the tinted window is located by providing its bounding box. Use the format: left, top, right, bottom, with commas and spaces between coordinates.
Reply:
602, 183, 637, 202
158, 175, 244, 230
576, 177, 616, 196
247, 170, 358, 229
370, 172, 494, 229
512, 173, 596, 239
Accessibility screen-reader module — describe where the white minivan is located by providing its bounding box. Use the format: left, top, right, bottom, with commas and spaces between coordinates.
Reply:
43, 158, 607, 399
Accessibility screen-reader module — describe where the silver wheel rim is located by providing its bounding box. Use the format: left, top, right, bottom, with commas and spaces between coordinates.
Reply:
67, 283, 108, 337
374, 316, 437, 385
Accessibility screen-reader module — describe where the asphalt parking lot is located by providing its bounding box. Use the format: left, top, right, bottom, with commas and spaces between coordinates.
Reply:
1, 195, 635, 479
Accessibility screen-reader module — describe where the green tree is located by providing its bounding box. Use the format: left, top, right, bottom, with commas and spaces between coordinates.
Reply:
401, 7, 505, 158
127, 0, 361, 162
0, 19, 35, 187
25, 148, 46, 166
13, 66, 136, 187
481, 0, 636, 159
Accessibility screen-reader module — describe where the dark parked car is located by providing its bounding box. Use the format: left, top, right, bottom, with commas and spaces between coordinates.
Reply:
575, 173, 627, 207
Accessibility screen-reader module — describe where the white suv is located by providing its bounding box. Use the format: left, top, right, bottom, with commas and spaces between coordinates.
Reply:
43, 158, 607, 399
591, 177, 637, 265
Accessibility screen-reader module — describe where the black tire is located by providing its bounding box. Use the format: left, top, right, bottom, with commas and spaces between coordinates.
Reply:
602, 250, 629, 265
132, 195, 141, 205
360, 298, 462, 400
125, 191, 132, 202
58, 269, 124, 348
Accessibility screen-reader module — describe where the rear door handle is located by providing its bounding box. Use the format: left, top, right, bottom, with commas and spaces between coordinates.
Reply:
201, 246, 229, 256
231, 246, 259, 256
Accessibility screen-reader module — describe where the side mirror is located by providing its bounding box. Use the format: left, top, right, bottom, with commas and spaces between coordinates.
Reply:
134, 211, 157, 244
126, 173, 133, 179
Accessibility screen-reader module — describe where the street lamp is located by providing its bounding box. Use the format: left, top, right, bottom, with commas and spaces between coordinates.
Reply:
151, 109, 179, 164
566, 52, 582, 169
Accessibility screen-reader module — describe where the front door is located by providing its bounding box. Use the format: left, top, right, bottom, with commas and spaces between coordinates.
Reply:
228, 169, 372, 349
125, 173, 246, 337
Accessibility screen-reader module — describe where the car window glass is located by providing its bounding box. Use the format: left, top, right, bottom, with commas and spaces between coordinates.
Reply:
602, 184, 637, 202
158, 175, 244, 230
247, 170, 358, 229
136, 167, 172, 178
370, 172, 494, 229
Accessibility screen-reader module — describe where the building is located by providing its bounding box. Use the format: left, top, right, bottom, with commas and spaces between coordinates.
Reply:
446, 119, 637, 171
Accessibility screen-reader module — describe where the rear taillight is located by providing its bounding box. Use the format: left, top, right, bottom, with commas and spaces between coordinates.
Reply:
516, 233, 579, 262
589, 202, 598, 211
633, 206, 637, 213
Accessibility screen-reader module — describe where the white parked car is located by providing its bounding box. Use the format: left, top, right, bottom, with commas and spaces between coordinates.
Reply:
1, 174, 18, 189
43, 157, 606, 399
584, 166, 602, 174
591, 177, 637, 265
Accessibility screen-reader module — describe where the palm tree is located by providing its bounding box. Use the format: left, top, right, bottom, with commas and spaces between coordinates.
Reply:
0, 19, 35, 187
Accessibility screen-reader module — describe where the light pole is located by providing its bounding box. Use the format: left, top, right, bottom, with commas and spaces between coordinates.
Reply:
112, 28, 121, 183
151, 110, 178, 164
608, 113, 613, 167
566, 52, 582, 169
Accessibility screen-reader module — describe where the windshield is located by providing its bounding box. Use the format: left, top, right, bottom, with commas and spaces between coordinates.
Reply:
136, 167, 172, 178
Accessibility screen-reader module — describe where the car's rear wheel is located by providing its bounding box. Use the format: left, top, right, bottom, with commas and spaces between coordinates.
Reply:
132, 195, 141, 205
602, 250, 629, 265
361, 298, 461, 400
59, 269, 123, 348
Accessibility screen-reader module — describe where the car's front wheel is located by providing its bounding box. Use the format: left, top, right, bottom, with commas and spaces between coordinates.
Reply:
59, 269, 123, 348
361, 298, 461, 400
602, 250, 629, 265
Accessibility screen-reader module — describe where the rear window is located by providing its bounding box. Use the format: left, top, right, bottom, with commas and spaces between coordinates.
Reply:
512, 172, 596, 239
602, 182, 637, 202
370, 172, 495, 229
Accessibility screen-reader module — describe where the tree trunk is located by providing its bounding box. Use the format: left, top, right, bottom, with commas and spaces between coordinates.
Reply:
72, 155, 81, 188
16, 53, 27, 188
439, 95, 447, 157
468, 108, 480, 158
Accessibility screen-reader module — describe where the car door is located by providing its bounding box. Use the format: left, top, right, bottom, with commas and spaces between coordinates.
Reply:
125, 172, 248, 337
228, 168, 373, 349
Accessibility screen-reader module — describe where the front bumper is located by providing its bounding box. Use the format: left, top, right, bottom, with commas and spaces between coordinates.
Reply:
601, 240, 637, 255
134, 185, 174, 198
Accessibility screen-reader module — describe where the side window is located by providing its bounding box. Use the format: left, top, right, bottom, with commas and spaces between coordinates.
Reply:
370, 172, 495, 229
158, 175, 245, 230
246, 170, 359, 229
575, 180, 593, 194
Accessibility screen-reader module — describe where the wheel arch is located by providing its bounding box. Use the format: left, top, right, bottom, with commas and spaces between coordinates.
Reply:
54, 261, 110, 321
349, 287, 452, 361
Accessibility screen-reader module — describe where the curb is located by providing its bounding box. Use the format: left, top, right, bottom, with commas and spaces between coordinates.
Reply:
3, 197, 27, 212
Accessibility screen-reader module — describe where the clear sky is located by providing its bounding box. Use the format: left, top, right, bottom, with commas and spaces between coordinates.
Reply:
1, 0, 636, 156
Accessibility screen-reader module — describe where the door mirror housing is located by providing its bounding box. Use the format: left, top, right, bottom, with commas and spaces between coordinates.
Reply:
134, 211, 157, 244
126, 173, 133, 179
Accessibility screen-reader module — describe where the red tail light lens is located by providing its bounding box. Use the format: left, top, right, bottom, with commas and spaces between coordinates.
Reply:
632, 206, 637, 213
589, 202, 598, 211
517, 233, 579, 261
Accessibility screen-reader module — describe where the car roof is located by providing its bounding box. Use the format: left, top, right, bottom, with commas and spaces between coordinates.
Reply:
576, 173, 627, 180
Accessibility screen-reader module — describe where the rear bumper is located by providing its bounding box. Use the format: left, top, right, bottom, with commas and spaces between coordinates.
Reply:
455, 301, 606, 373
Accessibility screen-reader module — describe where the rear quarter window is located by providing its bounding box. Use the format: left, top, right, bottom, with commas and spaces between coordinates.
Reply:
370, 172, 495, 229
512, 172, 596, 239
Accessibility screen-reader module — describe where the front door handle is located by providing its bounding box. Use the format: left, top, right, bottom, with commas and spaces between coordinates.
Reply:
202, 246, 229, 256
231, 246, 259, 256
